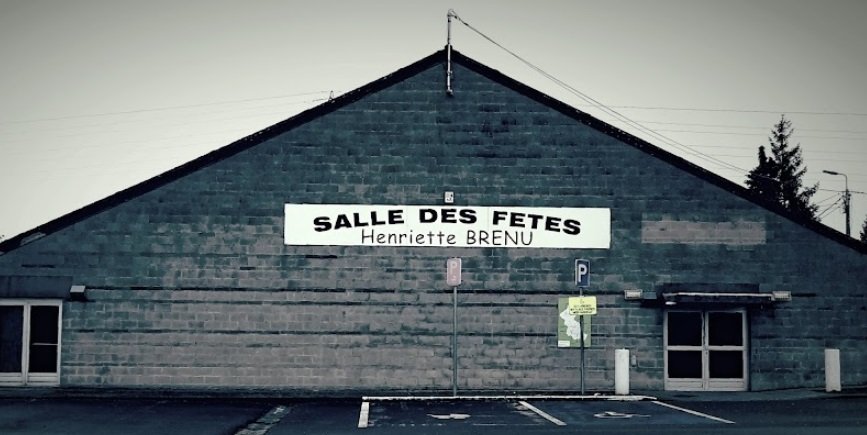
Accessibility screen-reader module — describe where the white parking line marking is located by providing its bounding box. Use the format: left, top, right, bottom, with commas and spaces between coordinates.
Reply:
518, 400, 566, 426
651, 400, 735, 424
358, 401, 370, 429
234, 405, 291, 435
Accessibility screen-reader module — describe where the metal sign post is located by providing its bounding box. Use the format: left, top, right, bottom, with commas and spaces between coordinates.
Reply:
446, 258, 462, 397
575, 259, 590, 396
579, 292, 585, 396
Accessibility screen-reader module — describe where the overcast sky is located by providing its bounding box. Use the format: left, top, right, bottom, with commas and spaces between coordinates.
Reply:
1, 0, 866, 240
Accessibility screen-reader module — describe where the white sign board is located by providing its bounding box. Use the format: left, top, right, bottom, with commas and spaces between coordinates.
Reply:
285, 204, 610, 249
446, 258, 462, 286
568, 296, 597, 315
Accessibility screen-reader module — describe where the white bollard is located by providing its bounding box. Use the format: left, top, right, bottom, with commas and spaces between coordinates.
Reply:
825, 348, 841, 392
615, 348, 630, 395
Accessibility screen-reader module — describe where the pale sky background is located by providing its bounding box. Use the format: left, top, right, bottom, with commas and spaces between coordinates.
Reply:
1, 0, 866, 240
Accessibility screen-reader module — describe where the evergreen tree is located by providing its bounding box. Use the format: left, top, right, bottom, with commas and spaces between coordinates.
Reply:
745, 145, 778, 201
860, 216, 867, 244
745, 115, 818, 219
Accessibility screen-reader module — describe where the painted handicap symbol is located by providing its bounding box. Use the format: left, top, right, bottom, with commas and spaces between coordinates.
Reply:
427, 413, 471, 420
593, 411, 650, 419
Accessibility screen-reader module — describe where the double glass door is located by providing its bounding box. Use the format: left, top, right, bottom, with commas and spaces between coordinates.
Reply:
0, 301, 62, 386
665, 309, 747, 391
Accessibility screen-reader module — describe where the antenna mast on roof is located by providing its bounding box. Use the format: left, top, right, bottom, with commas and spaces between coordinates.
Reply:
446, 9, 456, 96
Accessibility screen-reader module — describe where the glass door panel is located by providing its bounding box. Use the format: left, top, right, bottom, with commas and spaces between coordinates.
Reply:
709, 351, 744, 378
667, 312, 702, 346
706, 310, 747, 390
665, 310, 704, 390
0, 306, 25, 385
0, 306, 24, 373
708, 312, 743, 346
668, 351, 702, 378
29, 306, 59, 374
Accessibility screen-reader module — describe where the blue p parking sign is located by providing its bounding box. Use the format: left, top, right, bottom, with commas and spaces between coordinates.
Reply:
575, 259, 590, 287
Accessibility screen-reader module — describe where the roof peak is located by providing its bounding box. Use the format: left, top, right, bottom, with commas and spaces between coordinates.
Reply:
1, 48, 864, 255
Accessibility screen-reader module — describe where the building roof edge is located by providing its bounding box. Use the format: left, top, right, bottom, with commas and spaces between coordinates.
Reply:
2, 47, 864, 256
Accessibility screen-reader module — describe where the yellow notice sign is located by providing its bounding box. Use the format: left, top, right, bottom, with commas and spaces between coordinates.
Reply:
568, 296, 597, 315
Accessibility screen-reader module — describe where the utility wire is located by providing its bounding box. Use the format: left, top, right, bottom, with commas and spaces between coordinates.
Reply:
606, 119, 867, 135
818, 198, 843, 219
0, 91, 334, 126
645, 128, 867, 141
448, 12, 776, 182
604, 105, 867, 117
814, 194, 840, 207
0, 97, 328, 142
817, 188, 867, 195
450, 11, 867, 192
1, 99, 329, 158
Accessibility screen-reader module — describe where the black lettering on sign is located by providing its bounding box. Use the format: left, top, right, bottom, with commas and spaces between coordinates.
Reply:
509, 212, 525, 227
419, 208, 437, 223
313, 216, 331, 232
545, 216, 561, 232
441, 208, 457, 223
527, 213, 544, 229
563, 219, 581, 235
334, 214, 353, 229
459, 209, 477, 224
467, 230, 533, 246
318, 210, 406, 232
388, 209, 405, 225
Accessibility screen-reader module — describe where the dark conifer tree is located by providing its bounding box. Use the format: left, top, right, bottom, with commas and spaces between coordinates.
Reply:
859, 216, 867, 244
746, 115, 818, 219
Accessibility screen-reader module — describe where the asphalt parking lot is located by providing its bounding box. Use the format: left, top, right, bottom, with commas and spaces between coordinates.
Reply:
0, 395, 732, 435
356, 396, 733, 429
0, 397, 269, 435
2, 392, 866, 435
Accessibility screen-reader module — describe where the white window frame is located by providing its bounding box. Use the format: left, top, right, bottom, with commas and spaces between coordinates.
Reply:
0, 299, 63, 387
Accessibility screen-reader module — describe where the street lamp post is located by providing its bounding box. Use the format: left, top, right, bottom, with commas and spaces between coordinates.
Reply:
823, 170, 851, 237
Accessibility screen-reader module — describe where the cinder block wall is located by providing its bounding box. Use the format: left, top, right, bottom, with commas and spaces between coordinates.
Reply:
0, 56, 865, 393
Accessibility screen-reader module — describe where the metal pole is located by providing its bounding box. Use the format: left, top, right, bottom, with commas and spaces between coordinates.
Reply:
844, 176, 851, 237
579, 287, 585, 395
452, 285, 458, 397
823, 170, 851, 236
446, 10, 455, 96
579, 316, 585, 395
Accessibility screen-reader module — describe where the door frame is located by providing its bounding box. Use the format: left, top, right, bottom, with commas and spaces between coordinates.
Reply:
0, 299, 63, 386
664, 308, 748, 391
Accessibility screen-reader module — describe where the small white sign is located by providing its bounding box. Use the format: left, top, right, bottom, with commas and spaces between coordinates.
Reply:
446, 257, 462, 286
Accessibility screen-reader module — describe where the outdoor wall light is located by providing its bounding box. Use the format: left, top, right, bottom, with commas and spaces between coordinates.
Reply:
772, 291, 792, 302
69, 285, 87, 302
623, 289, 642, 300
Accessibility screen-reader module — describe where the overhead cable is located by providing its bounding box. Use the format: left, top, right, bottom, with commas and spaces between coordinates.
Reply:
448, 11, 775, 182
0, 91, 334, 125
